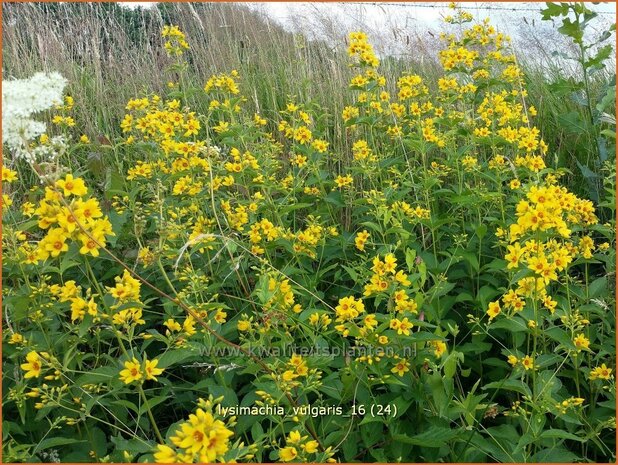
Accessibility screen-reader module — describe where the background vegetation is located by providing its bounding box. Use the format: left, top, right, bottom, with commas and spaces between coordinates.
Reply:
2, 2, 615, 201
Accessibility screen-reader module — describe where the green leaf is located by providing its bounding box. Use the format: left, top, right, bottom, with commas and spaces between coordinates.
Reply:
475, 223, 487, 240
557, 111, 588, 134
35, 437, 86, 452
392, 426, 460, 447
157, 348, 197, 368
483, 379, 532, 397
531, 448, 580, 462
461, 252, 479, 273
138, 395, 170, 415
588, 276, 607, 298
342, 265, 358, 282
540, 429, 584, 442
110, 435, 154, 455
558, 17, 584, 44
405, 248, 417, 272
545, 327, 576, 349
585, 44, 613, 70
541, 2, 570, 21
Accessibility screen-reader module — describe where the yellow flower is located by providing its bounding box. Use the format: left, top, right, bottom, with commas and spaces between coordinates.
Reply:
78, 233, 102, 257
293, 126, 312, 144
589, 363, 612, 381
383, 253, 397, 274
431, 340, 447, 358
507, 355, 518, 366
573, 334, 590, 351
9, 333, 25, 345
119, 358, 143, 384
2, 165, 18, 183
80, 134, 90, 144
303, 440, 319, 454
335, 296, 365, 322
334, 174, 353, 188
287, 430, 302, 444
183, 316, 197, 336
55, 174, 88, 197
154, 444, 178, 463
391, 359, 410, 376
214, 309, 227, 324
41, 228, 69, 257
237, 320, 251, 332
521, 355, 534, 371
164, 318, 182, 332
355, 230, 370, 251
145, 359, 164, 381
363, 314, 378, 330
342, 106, 360, 122
170, 408, 233, 460
311, 139, 329, 153
20, 351, 42, 378
390, 317, 413, 336
109, 270, 141, 302
279, 446, 298, 462
486, 301, 501, 320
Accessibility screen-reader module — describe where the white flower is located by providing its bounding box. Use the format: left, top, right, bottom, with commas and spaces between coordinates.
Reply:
2, 72, 67, 161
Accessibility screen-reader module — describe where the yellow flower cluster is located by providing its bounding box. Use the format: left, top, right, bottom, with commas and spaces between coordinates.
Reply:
248, 218, 280, 255
279, 430, 321, 462
51, 115, 76, 127
589, 364, 613, 381
430, 340, 448, 358
334, 174, 353, 189
122, 96, 203, 153
364, 253, 411, 296
119, 357, 164, 384
24, 175, 114, 262
355, 230, 370, 251
510, 184, 598, 241
281, 354, 309, 383
155, 399, 235, 463
348, 31, 379, 67
507, 354, 535, 371
265, 276, 296, 313
163, 315, 199, 346
293, 220, 331, 258
443, 9, 474, 25
107, 270, 146, 326
397, 73, 428, 102
204, 70, 240, 95
554, 396, 585, 415
334, 296, 365, 324
108, 269, 141, 302
162, 25, 190, 56
392, 201, 431, 221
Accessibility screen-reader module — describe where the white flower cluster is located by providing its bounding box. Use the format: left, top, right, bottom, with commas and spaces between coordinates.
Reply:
2, 72, 67, 162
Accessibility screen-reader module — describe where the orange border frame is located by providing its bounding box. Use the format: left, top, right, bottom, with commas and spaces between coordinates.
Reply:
0, 0, 616, 464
